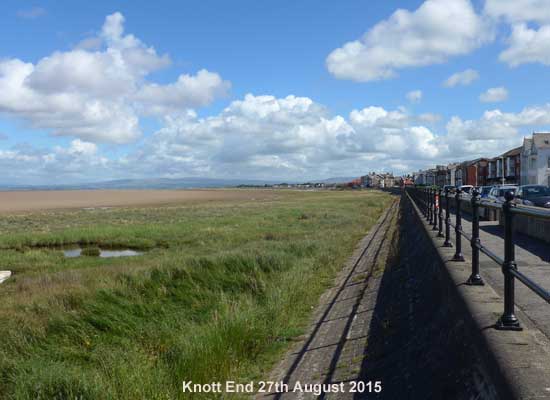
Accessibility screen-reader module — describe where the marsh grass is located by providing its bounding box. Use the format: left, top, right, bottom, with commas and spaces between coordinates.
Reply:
0, 190, 392, 399
81, 247, 101, 257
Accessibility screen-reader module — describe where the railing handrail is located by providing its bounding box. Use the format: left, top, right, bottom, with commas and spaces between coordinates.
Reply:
443, 190, 550, 219
510, 269, 550, 303
406, 186, 550, 333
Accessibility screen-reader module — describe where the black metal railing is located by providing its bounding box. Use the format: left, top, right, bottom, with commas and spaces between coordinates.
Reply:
407, 186, 550, 331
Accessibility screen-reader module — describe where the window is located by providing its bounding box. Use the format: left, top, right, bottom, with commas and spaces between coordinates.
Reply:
548, 156, 550, 168
523, 186, 550, 198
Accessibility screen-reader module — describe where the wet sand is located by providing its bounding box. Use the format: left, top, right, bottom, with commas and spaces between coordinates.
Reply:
0, 189, 277, 214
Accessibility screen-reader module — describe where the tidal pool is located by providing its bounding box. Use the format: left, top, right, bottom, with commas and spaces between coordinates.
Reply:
63, 248, 142, 258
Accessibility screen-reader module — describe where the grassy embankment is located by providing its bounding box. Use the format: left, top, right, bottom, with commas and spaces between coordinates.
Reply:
0, 190, 393, 399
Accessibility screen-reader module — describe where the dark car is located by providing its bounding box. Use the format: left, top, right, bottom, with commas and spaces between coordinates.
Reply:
442, 185, 455, 193
478, 186, 493, 198
515, 185, 550, 208
487, 185, 518, 204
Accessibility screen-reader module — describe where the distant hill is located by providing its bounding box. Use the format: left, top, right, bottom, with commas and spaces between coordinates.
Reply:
0, 178, 282, 191
311, 177, 356, 184
0, 176, 358, 191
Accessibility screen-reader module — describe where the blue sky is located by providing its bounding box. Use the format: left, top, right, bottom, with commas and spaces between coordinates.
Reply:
2, 0, 550, 184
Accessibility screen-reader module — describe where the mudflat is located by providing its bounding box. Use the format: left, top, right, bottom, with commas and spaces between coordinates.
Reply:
0, 189, 278, 213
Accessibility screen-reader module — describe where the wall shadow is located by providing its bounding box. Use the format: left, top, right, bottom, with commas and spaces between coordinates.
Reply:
354, 196, 498, 399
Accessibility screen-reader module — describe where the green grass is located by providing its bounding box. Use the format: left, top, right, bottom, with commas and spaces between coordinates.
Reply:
0, 189, 393, 399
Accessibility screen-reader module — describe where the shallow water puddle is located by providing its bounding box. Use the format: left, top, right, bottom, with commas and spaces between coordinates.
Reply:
63, 248, 142, 258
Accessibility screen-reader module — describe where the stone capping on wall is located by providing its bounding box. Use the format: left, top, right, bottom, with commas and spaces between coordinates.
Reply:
406, 191, 550, 400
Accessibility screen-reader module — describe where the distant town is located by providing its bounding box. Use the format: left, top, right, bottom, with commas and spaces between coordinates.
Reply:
253, 132, 550, 191
413, 132, 550, 188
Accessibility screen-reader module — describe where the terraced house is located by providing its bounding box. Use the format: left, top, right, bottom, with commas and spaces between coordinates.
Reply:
414, 133, 550, 189
487, 147, 521, 186
521, 133, 550, 186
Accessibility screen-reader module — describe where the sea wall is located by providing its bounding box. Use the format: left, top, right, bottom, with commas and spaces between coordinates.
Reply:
403, 192, 550, 400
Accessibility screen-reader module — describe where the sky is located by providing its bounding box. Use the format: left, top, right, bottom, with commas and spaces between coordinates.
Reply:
2, 0, 550, 184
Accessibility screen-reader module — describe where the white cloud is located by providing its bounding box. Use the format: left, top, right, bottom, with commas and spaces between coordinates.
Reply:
135, 70, 230, 115
406, 90, 423, 103
443, 104, 550, 156
443, 68, 479, 87
484, 0, 550, 24
117, 95, 459, 180
0, 12, 229, 144
135, 94, 354, 177
0, 140, 110, 184
4, 85, 550, 181
499, 23, 550, 67
483, 1, 550, 68
348, 106, 444, 160
17, 7, 46, 19
326, 0, 493, 82
59, 139, 98, 157
479, 87, 509, 102
418, 113, 442, 123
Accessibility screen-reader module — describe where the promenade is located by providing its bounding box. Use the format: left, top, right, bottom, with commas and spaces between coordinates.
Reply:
447, 209, 550, 339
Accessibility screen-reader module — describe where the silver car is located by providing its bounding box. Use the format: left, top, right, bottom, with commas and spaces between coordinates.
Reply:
487, 185, 518, 203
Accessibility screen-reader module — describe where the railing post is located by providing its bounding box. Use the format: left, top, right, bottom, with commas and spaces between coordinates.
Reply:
425, 188, 428, 219
467, 188, 484, 285
422, 188, 428, 216
424, 188, 430, 219
437, 188, 444, 237
432, 189, 439, 231
443, 188, 453, 247
452, 188, 465, 261
426, 188, 431, 221
429, 188, 434, 224
496, 191, 522, 331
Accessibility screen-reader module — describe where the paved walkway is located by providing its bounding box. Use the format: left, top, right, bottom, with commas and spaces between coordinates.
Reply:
258, 198, 502, 399
256, 200, 400, 399
445, 210, 550, 338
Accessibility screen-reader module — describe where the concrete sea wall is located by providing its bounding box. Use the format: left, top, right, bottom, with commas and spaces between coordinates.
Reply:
404, 192, 550, 400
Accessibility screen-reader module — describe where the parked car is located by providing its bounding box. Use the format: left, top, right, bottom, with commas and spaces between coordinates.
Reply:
487, 185, 518, 203
442, 185, 455, 193
478, 186, 493, 198
515, 185, 550, 208
458, 185, 474, 194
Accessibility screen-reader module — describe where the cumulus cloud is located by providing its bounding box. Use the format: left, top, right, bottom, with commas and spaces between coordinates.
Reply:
131, 94, 354, 178
4, 91, 550, 180
0, 139, 111, 184
479, 87, 509, 103
499, 24, 550, 67
135, 70, 230, 115
443, 68, 479, 87
482, 1, 550, 68
113, 95, 458, 180
418, 113, 442, 123
348, 106, 444, 160
326, 0, 493, 82
484, 0, 550, 24
443, 103, 550, 157
406, 90, 423, 103
0, 12, 229, 144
